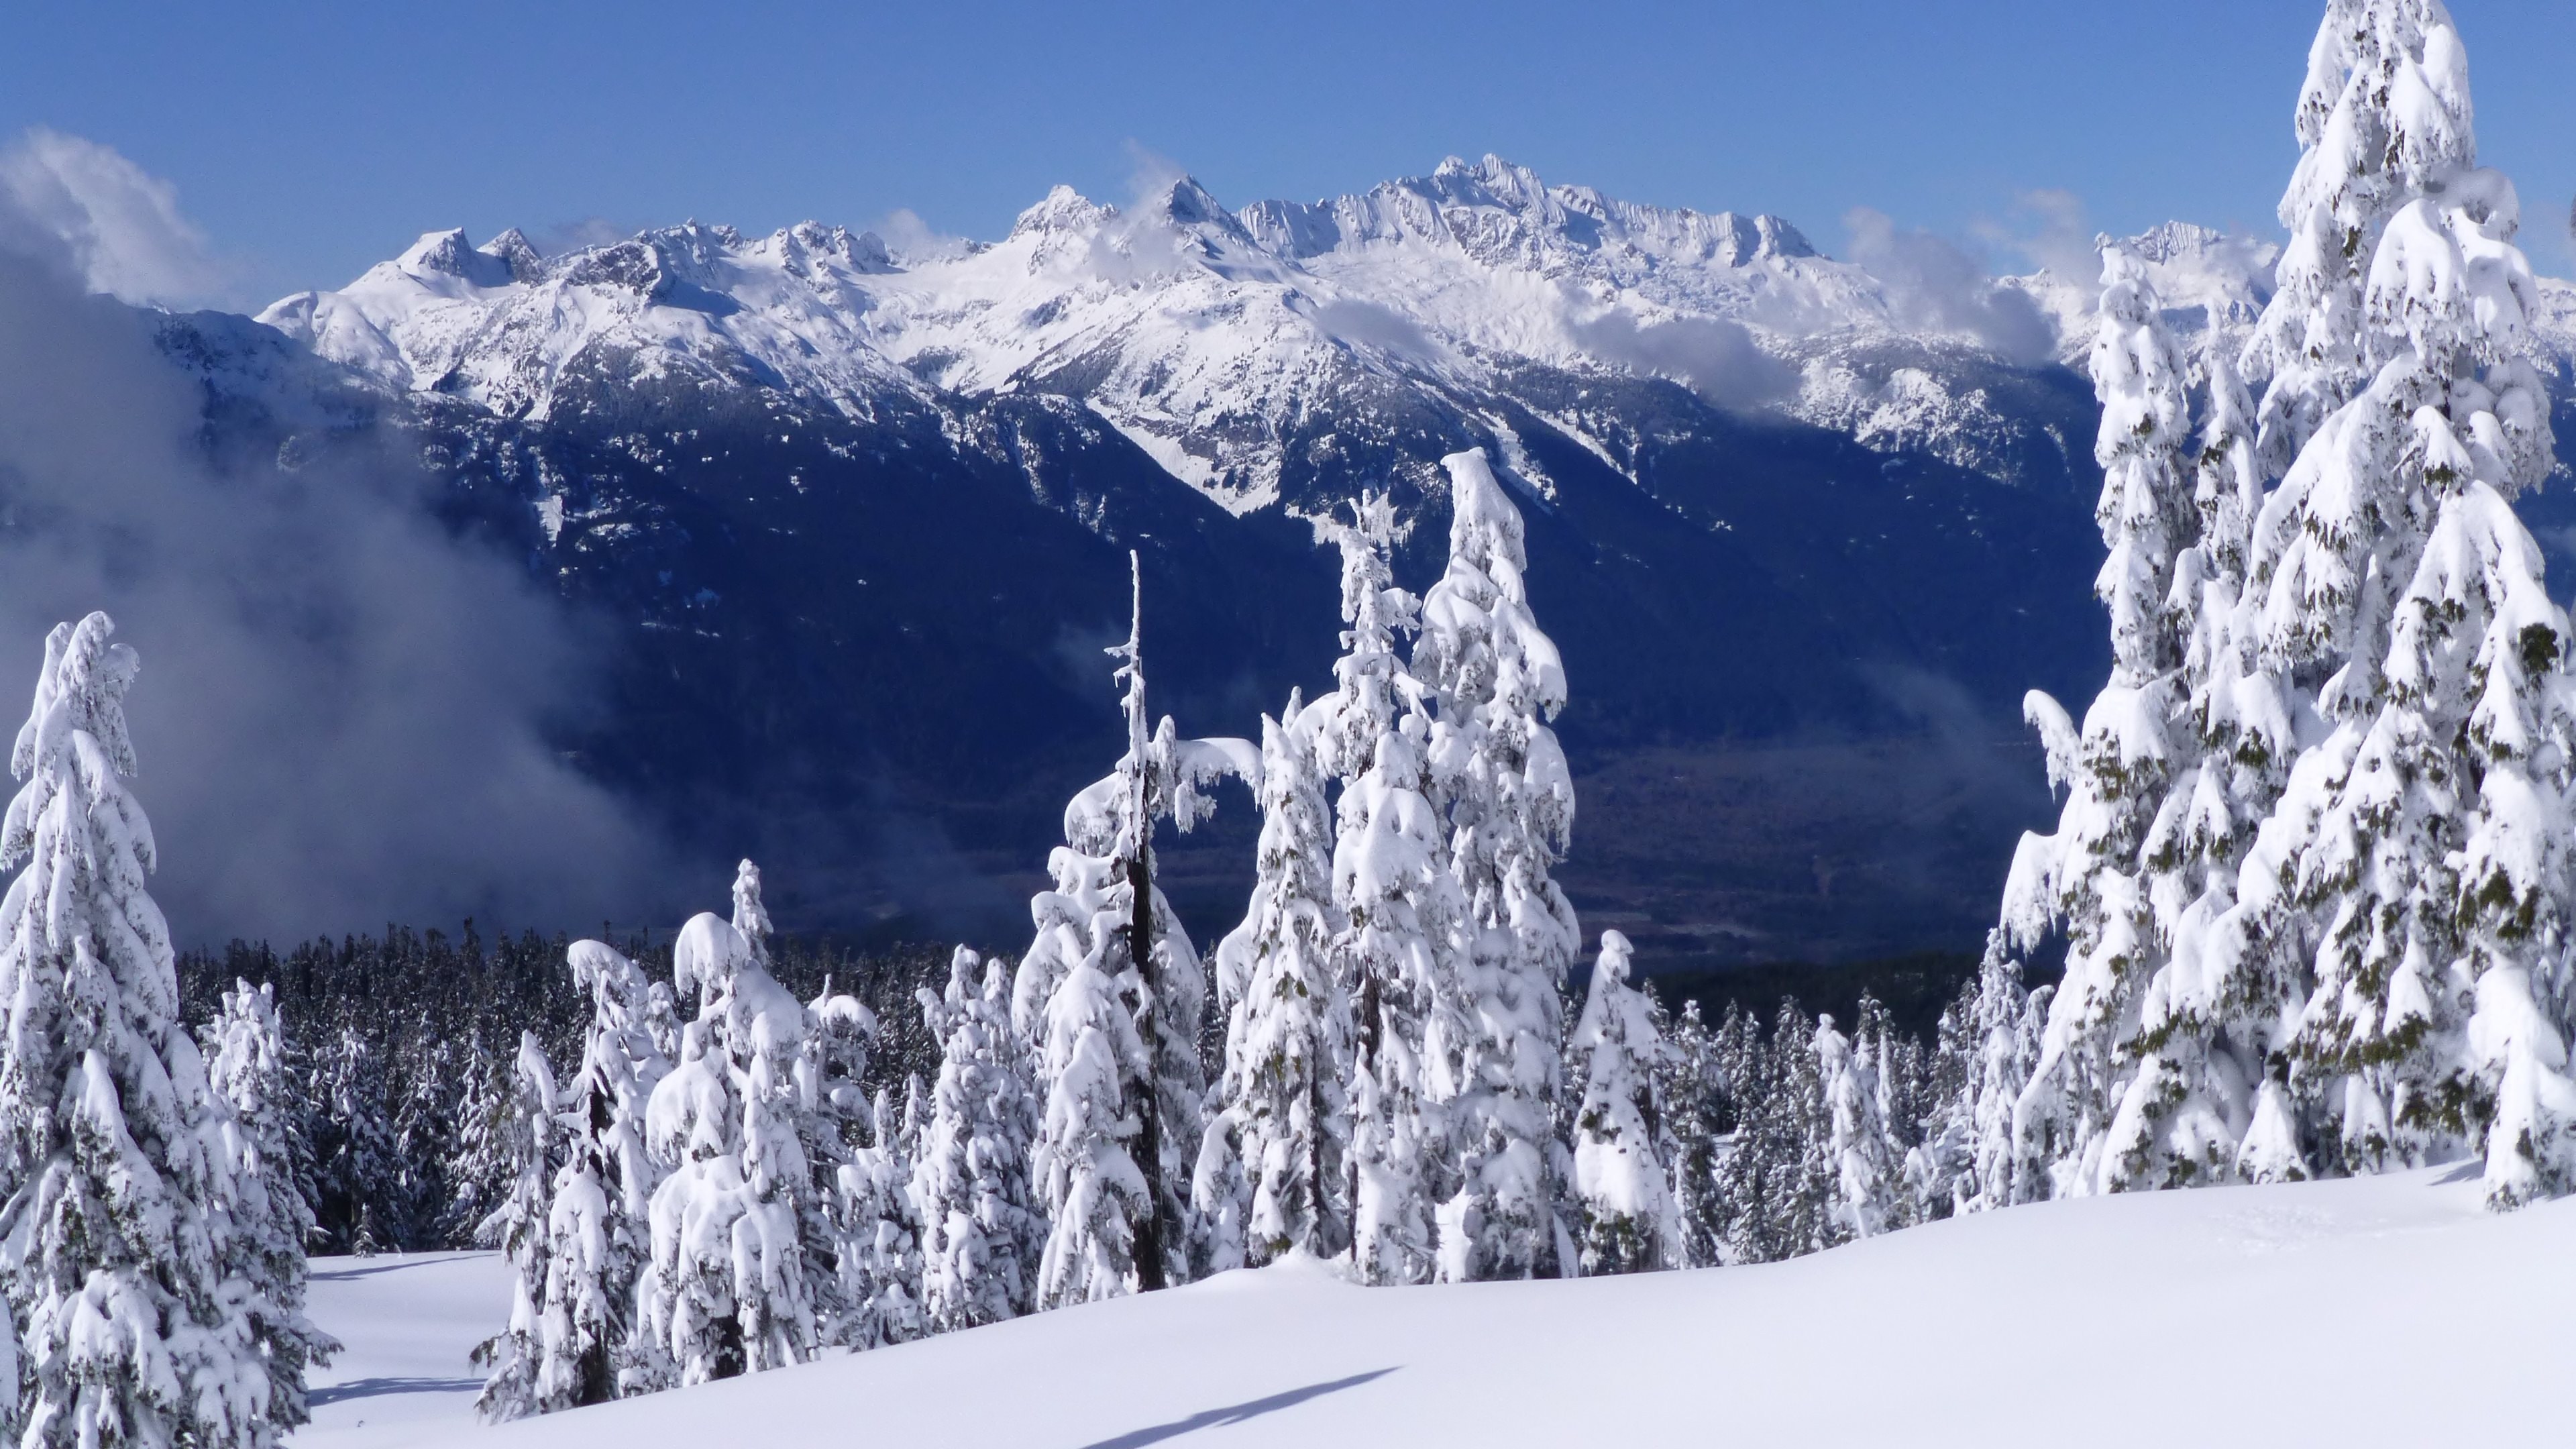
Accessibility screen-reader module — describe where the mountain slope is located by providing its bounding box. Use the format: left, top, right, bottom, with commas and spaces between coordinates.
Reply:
186, 156, 2576, 966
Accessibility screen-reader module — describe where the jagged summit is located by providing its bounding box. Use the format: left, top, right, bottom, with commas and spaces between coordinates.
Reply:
1239, 153, 1817, 273
248, 158, 2312, 505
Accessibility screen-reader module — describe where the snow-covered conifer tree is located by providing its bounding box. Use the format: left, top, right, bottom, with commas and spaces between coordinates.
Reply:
630, 908, 820, 1385
473, 1033, 560, 1421
1656, 999, 1726, 1268
733, 859, 773, 963
199, 979, 339, 1438
798, 979, 877, 1350
442, 1032, 513, 1246
2003, 241, 2202, 1199
1715, 1002, 1840, 1263
913, 949, 1041, 1331
317, 1024, 405, 1253
1298, 498, 1452, 1285
1016, 555, 1251, 1300
2101, 343, 2302, 1195
1815, 1013, 1902, 1239
530, 941, 672, 1409
0, 613, 295, 1448
1919, 940, 2048, 1214
1210, 695, 1351, 1264
2217, 1, 2575, 1199
1567, 932, 1678, 1275
394, 1032, 457, 1248
841, 1086, 924, 1348
1414, 447, 1580, 1283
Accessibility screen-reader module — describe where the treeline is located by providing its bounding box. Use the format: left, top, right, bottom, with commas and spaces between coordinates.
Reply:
174, 924, 947, 1255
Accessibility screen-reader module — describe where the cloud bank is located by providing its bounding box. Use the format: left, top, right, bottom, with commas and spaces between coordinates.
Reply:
1843, 207, 2057, 365
0, 136, 670, 944
0, 128, 232, 309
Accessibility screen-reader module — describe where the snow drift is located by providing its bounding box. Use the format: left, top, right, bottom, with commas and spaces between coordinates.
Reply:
308, 1169, 2572, 1449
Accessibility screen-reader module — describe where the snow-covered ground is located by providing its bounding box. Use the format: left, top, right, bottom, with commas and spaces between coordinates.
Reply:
304, 1170, 2569, 1448
303, 1252, 510, 1449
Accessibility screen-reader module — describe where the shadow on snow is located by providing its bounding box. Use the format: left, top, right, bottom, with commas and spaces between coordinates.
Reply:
308, 1376, 482, 1408
1075, 1368, 1400, 1448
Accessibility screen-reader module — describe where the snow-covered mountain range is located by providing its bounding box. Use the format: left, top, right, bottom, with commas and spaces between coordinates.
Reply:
253, 156, 2369, 512
166, 156, 2576, 967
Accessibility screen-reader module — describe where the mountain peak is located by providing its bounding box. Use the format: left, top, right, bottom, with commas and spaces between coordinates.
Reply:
476, 228, 545, 283
1010, 186, 1114, 239
396, 229, 514, 288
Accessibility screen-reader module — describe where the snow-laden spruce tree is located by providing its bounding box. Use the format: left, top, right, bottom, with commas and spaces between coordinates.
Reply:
1016, 555, 1252, 1301
795, 971, 879, 1351
529, 941, 673, 1410
630, 908, 820, 1386
733, 859, 774, 963
840, 1085, 924, 1348
1413, 447, 1581, 1283
1210, 695, 1352, 1265
2100, 341, 2306, 1194
1567, 932, 1678, 1274
1014, 843, 1148, 1306
394, 1032, 458, 1249
317, 1024, 405, 1252
2213, 1, 2574, 1199
1815, 1012, 1903, 1239
472, 1033, 560, 1421
1657, 999, 1727, 1268
443, 1031, 513, 1244
1300, 500, 1452, 1285
913, 949, 1042, 1331
1714, 1002, 1839, 1264
2002, 240, 2202, 1199
0, 612, 288, 1449
1917, 938, 2049, 1214
199, 979, 338, 1439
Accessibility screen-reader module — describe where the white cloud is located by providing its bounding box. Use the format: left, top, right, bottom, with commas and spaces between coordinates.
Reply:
1843, 207, 2057, 365
0, 128, 229, 308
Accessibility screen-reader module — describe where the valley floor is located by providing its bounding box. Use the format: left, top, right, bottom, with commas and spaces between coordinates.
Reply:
303, 1169, 2571, 1448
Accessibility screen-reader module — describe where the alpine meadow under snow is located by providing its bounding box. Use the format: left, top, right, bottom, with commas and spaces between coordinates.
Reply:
0, 3, 2567, 1448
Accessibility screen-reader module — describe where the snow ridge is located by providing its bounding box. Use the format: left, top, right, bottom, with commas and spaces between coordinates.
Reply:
251, 156, 2559, 511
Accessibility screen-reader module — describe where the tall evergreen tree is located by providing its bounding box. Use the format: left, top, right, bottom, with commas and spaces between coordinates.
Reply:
315, 1024, 404, 1253
631, 910, 821, 1386
912, 949, 1041, 1332
472, 1033, 560, 1422
199, 979, 338, 1440
1305, 500, 1450, 1285
442, 1032, 514, 1248
1656, 998, 1727, 1269
1817, 1008, 1902, 1238
2004, 242, 2202, 1199
1715, 1002, 1840, 1265
2226, 0, 2573, 1197
537, 940, 672, 1409
1415, 448, 1581, 1283
1922, 938, 2047, 1214
1567, 932, 1678, 1275
0, 612, 301, 1447
1016, 555, 1250, 1300
1210, 695, 1352, 1264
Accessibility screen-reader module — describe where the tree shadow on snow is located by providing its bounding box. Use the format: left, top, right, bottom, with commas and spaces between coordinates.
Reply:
308, 1376, 482, 1407
1077, 1368, 1400, 1448
311, 1254, 494, 1282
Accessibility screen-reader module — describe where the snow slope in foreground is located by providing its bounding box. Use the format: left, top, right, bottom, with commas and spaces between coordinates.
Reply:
310, 1171, 2572, 1449
302, 1252, 508, 1449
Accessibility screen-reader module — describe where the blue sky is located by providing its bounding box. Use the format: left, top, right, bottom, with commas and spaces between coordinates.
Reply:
5, 0, 2572, 304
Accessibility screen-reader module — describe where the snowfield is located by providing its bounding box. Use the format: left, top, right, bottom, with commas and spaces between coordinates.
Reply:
306, 1171, 2571, 1448
303, 1253, 511, 1449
